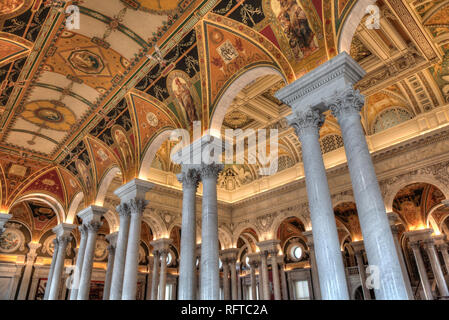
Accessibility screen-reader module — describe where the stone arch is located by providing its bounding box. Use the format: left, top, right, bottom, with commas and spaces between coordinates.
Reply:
138, 129, 174, 180
209, 66, 287, 136
95, 166, 121, 206
143, 213, 166, 240
103, 209, 119, 233
426, 204, 446, 234
384, 175, 449, 212
269, 207, 311, 237
12, 193, 65, 225
332, 194, 356, 208
338, 0, 377, 54
231, 222, 261, 248
66, 192, 84, 224
218, 225, 233, 250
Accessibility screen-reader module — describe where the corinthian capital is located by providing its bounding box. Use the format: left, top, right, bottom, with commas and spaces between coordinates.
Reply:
128, 199, 149, 216
57, 234, 72, 247
328, 87, 365, 120
287, 109, 324, 137
199, 163, 224, 180
116, 203, 131, 217
85, 221, 103, 233
177, 167, 200, 189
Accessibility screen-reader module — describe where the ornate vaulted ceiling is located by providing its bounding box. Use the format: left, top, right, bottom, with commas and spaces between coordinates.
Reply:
0, 0, 448, 218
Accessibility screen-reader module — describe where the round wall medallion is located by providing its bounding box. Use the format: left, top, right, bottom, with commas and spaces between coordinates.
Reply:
0, 228, 24, 253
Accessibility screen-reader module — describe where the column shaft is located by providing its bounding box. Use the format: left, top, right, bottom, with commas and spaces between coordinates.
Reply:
260, 253, 270, 300
222, 261, 230, 300
110, 206, 131, 300
270, 256, 281, 300
103, 245, 116, 300
280, 264, 288, 300
391, 226, 414, 299
424, 241, 449, 297
230, 260, 238, 300
77, 223, 100, 300
250, 265, 257, 300
44, 239, 58, 300
199, 164, 222, 300
178, 169, 199, 300
151, 251, 160, 300
48, 237, 70, 300
330, 91, 408, 300
159, 251, 168, 300
354, 252, 371, 300
69, 226, 87, 300
122, 200, 146, 300
411, 243, 433, 300
290, 110, 348, 300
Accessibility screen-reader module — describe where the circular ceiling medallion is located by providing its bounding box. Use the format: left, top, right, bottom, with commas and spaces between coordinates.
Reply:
35, 108, 63, 123
68, 50, 105, 75
0, 0, 25, 15
210, 30, 224, 45
146, 112, 158, 127
21, 100, 76, 131
223, 110, 250, 129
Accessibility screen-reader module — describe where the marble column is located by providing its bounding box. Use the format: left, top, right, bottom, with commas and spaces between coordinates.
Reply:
387, 213, 414, 300
221, 257, 230, 300
237, 263, 242, 300
69, 225, 87, 300
230, 258, 238, 300
17, 242, 41, 300
277, 255, 289, 300
258, 251, 270, 300
423, 238, 449, 297
48, 223, 75, 300
145, 256, 153, 300
248, 253, 259, 300
44, 238, 59, 300
116, 179, 153, 300
103, 232, 118, 300
177, 166, 200, 300
258, 240, 281, 300
434, 235, 449, 275
406, 230, 433, 300
151, 238, 172, 300
159, 249, 168, 300
303, 231, 321, 300
77, 206, 106, 300
351, 241, 371, 300
109, 203, 131, 300
276, 53, 361, 300
328, 86, 408, 300
410, 241, 433, 300
0, 214, 12, 235
199, 163, 223, 300
151, 250, 160, 300
286, 110, 348, 300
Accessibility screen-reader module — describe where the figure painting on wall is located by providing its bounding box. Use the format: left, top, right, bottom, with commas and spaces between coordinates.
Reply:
112, 126, 134, 172
273, 0, 318, 60
75, 159, 93, 194
173, 77, 198, 124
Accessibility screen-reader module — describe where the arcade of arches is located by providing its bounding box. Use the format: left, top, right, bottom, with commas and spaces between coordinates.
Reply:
1, 0, 449, 301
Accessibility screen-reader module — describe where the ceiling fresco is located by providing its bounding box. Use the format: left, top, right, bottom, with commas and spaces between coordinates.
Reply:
393, 182, 445, 230
0, 0, 447, 220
